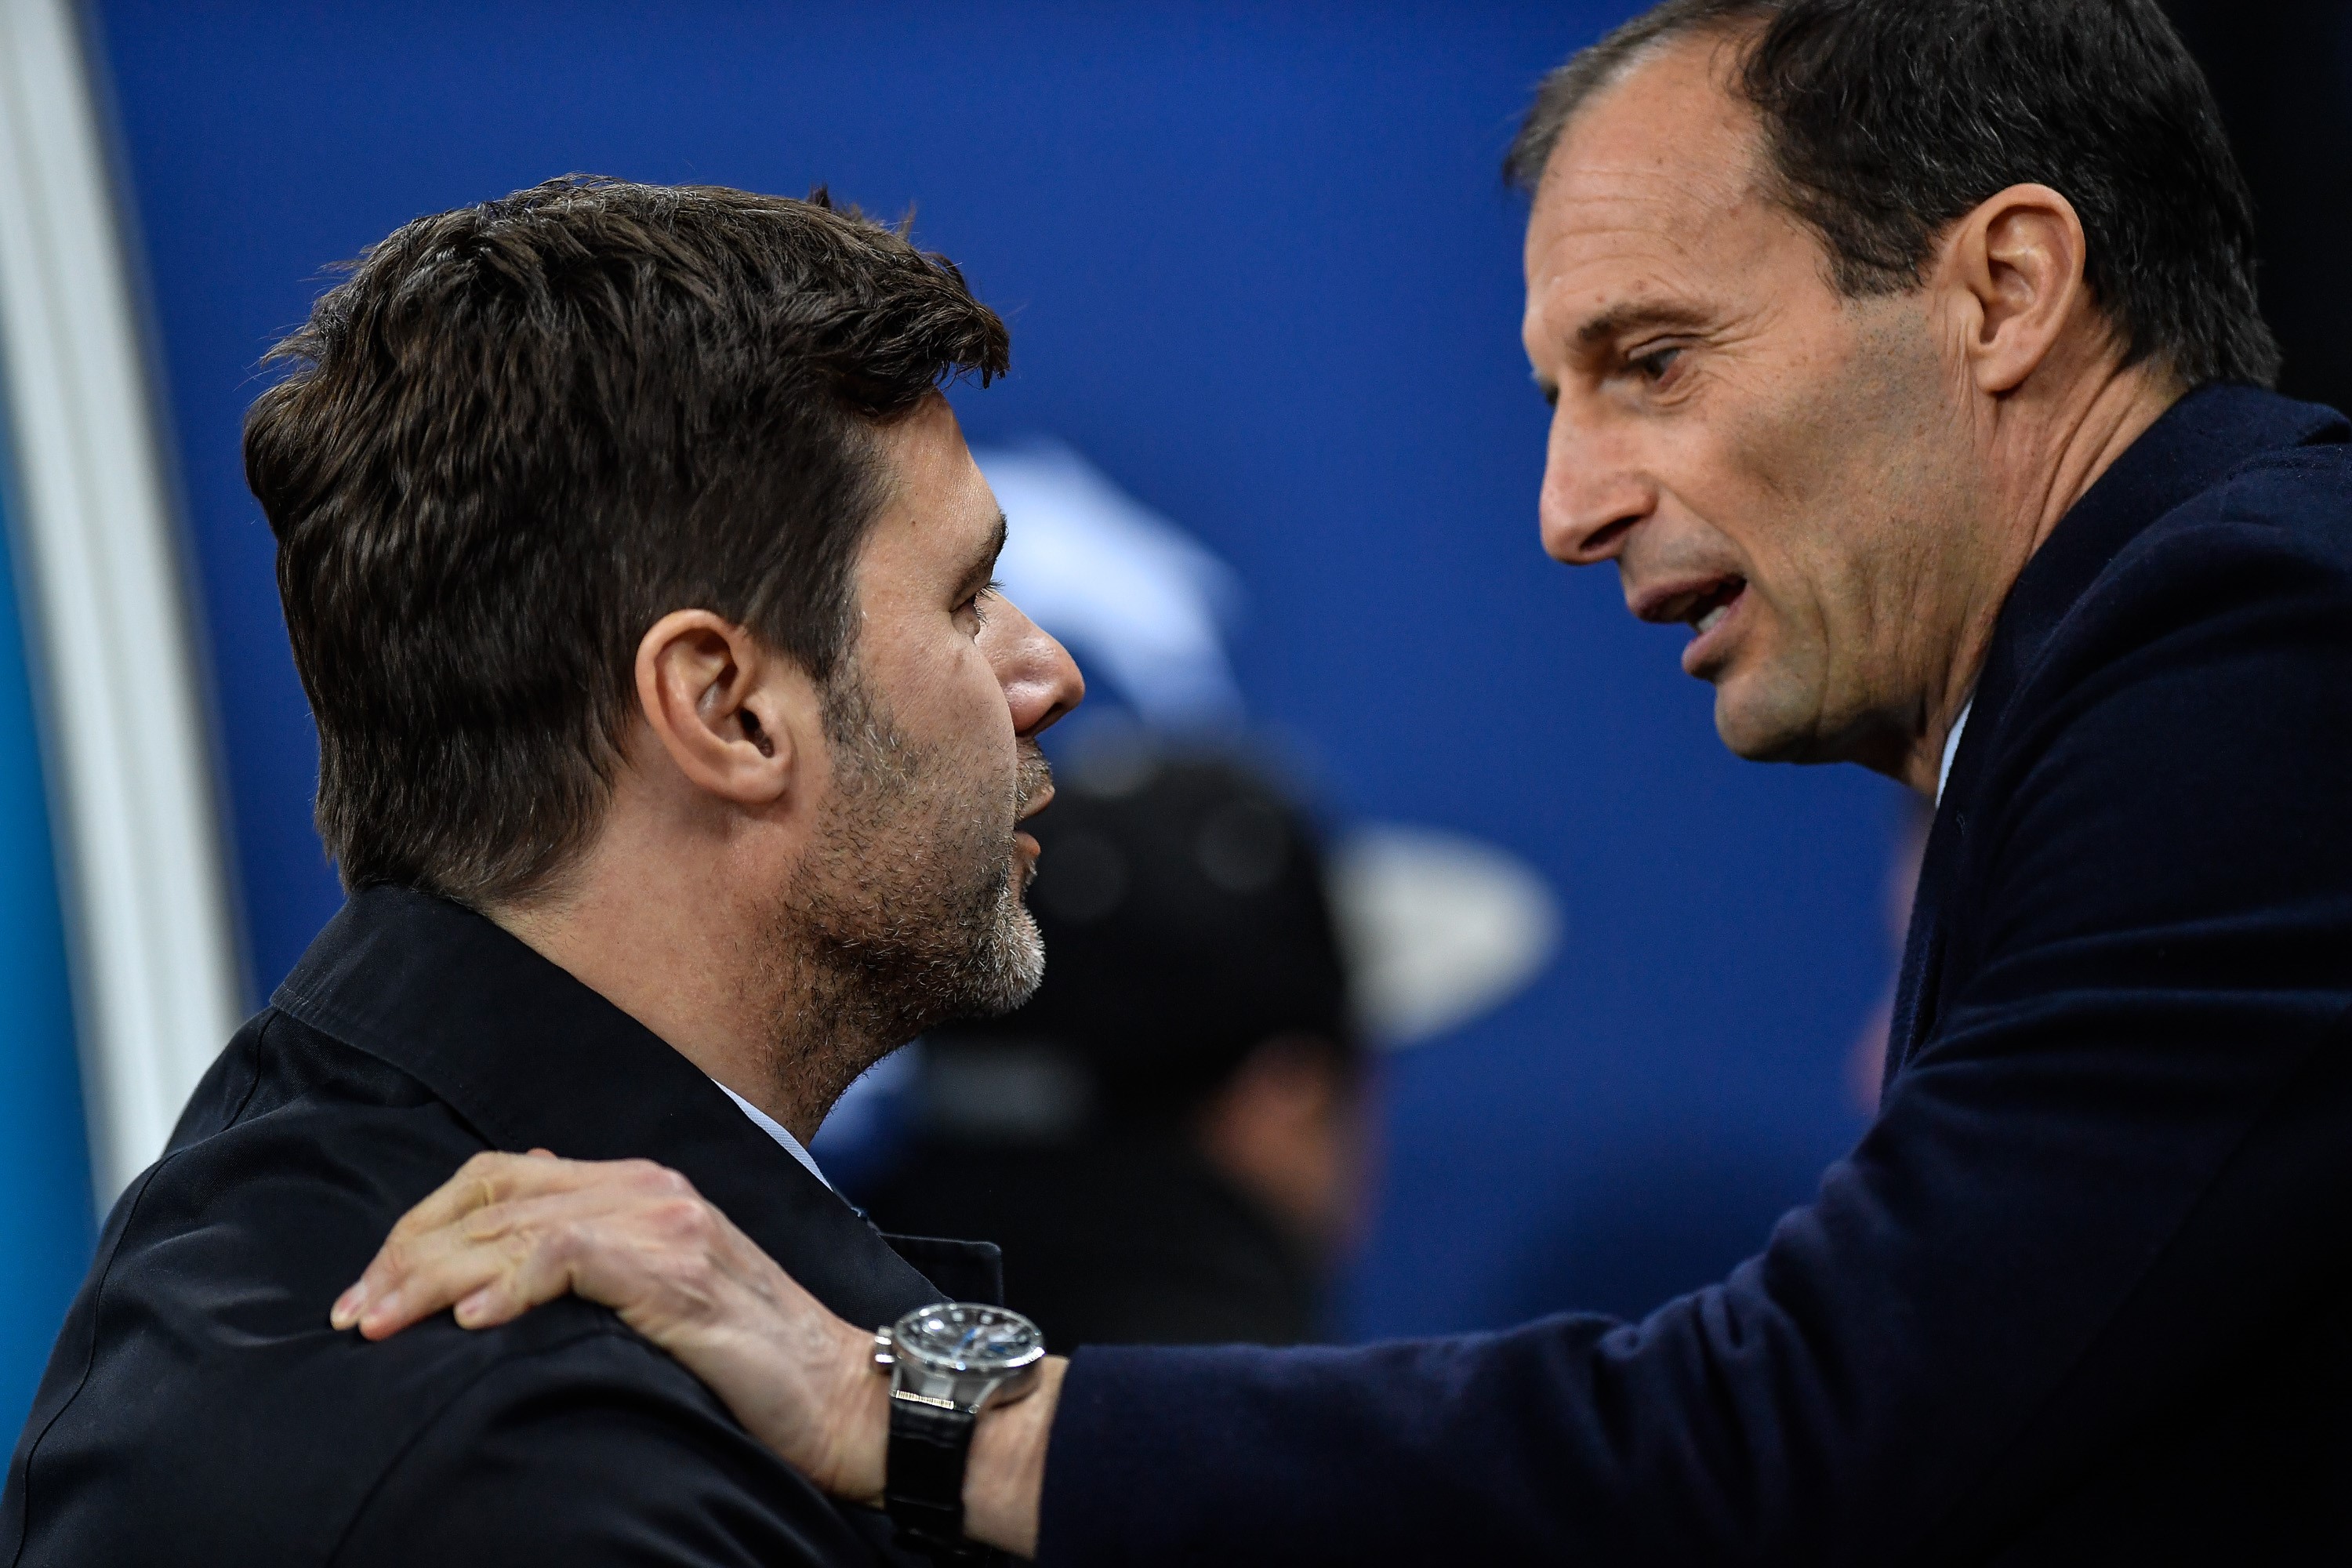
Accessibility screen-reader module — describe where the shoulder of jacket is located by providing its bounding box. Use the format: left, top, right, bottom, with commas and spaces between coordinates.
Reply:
2059, 458, 2352, 654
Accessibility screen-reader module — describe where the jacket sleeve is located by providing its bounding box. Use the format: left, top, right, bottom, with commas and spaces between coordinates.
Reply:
331, 1328, 899, 1568
1033, 512, 2352, 1567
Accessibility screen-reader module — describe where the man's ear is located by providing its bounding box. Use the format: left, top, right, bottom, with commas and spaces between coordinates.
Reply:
633, 609, 815, 808
1940, 183, 2096, 397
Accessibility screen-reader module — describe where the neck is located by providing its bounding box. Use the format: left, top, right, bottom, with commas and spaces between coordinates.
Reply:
1893, 358, 2184, 795
486, 807, 853, 1145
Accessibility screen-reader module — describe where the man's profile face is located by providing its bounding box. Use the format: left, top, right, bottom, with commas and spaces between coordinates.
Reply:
1521, 32, 1978, 770
765, 397, 1076, 1089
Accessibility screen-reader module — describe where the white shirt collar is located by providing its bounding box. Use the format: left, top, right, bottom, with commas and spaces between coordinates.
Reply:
713, 1080, 832, 1190
1937, 697, 1974, 805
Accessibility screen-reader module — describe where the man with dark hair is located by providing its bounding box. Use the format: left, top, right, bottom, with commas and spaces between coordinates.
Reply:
346, 2, 2352, 1561
0, 176, 1083, 1565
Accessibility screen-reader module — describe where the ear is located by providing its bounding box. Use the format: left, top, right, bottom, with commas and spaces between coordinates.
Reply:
1940, 183, 2096, 397
632, 609, 814, 808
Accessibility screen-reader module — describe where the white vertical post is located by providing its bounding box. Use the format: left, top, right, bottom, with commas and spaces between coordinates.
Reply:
0, 0, 246, 1204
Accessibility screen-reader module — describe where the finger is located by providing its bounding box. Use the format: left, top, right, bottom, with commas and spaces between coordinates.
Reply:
339, 1200, 536, 1337
332, 1152, 612, 1327
343, 1165, 695, 1337
446, 1218, 606, 1332
390, 1149, 592, 1244
452, 1185, 752, 1340
347, 1188, 611, 1338
380, 1181, 706, 1339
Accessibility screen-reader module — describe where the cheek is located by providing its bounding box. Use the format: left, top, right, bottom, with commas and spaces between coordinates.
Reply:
936, 637, 1018, 764
862, 615, 1014, 749
1754, 533, 1849, 654
1708, 376, 1903, 659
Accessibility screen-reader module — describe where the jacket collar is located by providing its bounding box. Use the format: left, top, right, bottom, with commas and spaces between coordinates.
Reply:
1938, 383, 2349, 818
273, 884, 949, 1329
1887, 383, 2347, 1089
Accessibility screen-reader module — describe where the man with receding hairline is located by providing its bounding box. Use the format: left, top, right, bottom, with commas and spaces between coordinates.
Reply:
156, 1, 2352, 1562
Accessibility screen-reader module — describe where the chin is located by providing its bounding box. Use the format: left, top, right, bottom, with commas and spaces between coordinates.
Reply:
1711, 678, 1820, 764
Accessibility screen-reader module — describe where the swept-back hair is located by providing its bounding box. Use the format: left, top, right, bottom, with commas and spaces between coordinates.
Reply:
247, 176, 1008, 903
1507, 0, 2278, 387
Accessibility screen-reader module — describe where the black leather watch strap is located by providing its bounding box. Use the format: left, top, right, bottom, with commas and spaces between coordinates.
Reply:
885, 1392, 976, 1557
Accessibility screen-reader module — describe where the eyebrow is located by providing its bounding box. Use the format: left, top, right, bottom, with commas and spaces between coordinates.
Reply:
1535, 299, 1718, 405
955, 511, 1009, 597
1572, 299, 1714, 351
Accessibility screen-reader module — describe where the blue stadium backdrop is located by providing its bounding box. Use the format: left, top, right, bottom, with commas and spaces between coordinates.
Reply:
0, 0, 1909, 1429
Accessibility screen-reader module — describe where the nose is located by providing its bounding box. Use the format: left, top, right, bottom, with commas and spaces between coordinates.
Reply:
982, 595, 1084, 739
1538, 400, 1657, 567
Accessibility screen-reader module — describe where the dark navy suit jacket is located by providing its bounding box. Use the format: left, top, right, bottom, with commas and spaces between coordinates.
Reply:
1037, 386, 2352, 1566
2, 887, 1001, 1566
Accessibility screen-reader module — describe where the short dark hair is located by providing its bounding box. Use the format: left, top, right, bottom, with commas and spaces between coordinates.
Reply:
1506, 0, 2280, 388
246, 176, 1009, 904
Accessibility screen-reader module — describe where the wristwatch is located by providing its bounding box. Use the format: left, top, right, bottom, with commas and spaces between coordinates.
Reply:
873, 1301, 1047, 1556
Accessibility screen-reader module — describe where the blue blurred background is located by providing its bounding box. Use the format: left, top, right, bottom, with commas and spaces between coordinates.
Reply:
5, 0, 1937, 1429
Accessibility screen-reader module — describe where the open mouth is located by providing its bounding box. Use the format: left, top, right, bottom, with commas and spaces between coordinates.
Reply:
1639, 575, 1748, 637
1684, 578, 1745, 637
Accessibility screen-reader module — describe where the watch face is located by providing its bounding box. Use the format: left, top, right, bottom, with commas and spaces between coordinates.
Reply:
893, 1303, 1045, 1374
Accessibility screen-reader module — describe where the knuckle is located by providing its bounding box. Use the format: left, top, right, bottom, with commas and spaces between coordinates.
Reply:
619, 1159, 693, 1200
457, 1150, 508, 1188
615, 1158, 693, 1197
648, 1195, 716, 1248
503, 1229, 543, 1273
463, 1154, 514, 1208
548, 1218, 593, 1266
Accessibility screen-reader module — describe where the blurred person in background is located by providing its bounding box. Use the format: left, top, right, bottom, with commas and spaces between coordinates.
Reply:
862, 746, 1369, 1349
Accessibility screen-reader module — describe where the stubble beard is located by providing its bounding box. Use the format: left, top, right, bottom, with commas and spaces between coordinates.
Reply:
753, 667, 1047, 1127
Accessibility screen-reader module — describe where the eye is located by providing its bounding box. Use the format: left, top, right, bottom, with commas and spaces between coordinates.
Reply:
958, 579, 1003, 635
1630, 343, 1685, 383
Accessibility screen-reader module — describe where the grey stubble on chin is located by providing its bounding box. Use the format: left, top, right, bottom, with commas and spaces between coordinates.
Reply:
753, 672, 1047, 1122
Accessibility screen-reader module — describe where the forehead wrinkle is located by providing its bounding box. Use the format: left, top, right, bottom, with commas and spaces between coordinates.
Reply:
1551, 148, 1755, 223
1524, 33, 1773, 269
1520, 38, 1795, 377
1530, 155, 1766, 272
1526, 169, 1799, 364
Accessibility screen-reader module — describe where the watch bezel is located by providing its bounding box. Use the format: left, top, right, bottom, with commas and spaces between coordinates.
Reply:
879, 1301, 1047, 1415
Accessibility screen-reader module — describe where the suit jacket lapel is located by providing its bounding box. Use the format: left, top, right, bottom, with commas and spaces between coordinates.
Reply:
1881, 385, 2350, 1095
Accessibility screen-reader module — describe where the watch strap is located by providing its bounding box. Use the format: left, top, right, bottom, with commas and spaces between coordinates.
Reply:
885, 1391, 977, 1557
